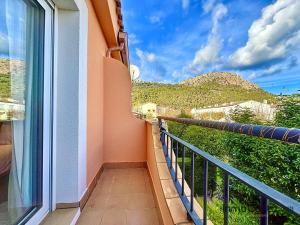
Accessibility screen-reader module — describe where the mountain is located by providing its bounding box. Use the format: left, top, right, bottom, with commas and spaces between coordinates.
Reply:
180, 72, 259, 90
0, 58, 25, 75
0, 58, 25, 100
132, 72, 275, 110
0, 58, 10, 75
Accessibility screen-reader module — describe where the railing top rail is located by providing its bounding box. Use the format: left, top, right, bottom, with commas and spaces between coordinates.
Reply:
158, 116, 300, 144
161, 129, 300, 216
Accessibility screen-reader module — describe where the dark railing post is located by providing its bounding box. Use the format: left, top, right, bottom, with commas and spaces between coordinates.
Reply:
191, 152, 195, 212
182, 146, 185, 196
260, 196, 268, 225
203, 159, 208, 225
224, 173, 229, 225
175, 141, 178, 182
170, 138, 173, 169
166, 134, 169, 157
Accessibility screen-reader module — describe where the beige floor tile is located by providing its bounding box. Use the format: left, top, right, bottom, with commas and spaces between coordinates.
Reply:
126, 208, 160, 225
42, 208, 79, 225
114, 174, 131, 184
111, 180, 132, 194
144, 178, 153, 194
105, 194, 129, 209
93, 181, 112, 195
100, 209, 127, 225
79, 168, 162, 225
85, 193, 108, 210
129, 178, 147, 193
127, 193, 155, 209
76, 208, 104, 225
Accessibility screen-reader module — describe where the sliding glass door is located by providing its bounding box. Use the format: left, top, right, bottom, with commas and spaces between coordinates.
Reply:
0, 0, 52, 224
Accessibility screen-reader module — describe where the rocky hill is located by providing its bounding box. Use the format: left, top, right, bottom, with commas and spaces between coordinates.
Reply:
0, 58, 25, 100
132, 73, 275, 110
0, 58, 25, 75
180, 72, 259, 90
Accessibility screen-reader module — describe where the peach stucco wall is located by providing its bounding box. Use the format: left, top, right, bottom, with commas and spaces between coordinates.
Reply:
103, 57, 147, 163
86, 0, 107, 186
86, 0, 146, 187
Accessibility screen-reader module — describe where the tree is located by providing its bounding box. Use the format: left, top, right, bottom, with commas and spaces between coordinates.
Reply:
229, 107, 257, 124
275, 95, 300, 128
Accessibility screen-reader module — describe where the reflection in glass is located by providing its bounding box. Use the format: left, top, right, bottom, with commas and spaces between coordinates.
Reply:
0, 0, 44, 224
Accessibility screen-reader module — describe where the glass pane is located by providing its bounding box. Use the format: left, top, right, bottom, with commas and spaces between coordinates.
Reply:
0, 0, 44, 224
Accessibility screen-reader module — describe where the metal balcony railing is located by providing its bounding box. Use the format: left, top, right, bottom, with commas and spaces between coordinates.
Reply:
158, 116, 300, 225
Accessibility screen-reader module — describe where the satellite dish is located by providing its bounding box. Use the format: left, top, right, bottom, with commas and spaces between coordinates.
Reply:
130, 65, 140, 80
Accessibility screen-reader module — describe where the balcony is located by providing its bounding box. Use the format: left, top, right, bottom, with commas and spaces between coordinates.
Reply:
71, 116, 300, 225
2, 56, 295, 225
77, 167, 160, 225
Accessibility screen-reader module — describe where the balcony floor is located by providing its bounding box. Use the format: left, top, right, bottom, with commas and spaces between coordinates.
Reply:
77, 167, 161, 225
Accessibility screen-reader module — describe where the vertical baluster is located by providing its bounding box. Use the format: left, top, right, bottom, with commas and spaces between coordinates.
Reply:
166, 135, 169, 157
260, 196, 268, 225
170, 138, 173, 169
203, 160, 208, 225
175, 142, 178, 182
182, 146, 185, 196
190, 152, 195, 212
223, 173, 229, 225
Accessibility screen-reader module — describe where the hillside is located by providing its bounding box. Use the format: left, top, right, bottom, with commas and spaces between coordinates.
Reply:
0, 58, 25, 100
180, 72, 259, 90
132, 73, 275, 110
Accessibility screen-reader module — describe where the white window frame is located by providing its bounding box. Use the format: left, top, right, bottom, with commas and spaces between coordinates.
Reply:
24, 0, 88, 223
24, 0, 53, 224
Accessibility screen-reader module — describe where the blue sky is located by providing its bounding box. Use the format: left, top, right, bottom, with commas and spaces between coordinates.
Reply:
0, 0, 27, 60
123, 0, 300, 94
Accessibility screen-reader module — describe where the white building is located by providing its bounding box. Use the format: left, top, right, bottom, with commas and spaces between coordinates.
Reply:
191, 100, 277, 121
141, 102, 157, 117
0, 102, 25, 120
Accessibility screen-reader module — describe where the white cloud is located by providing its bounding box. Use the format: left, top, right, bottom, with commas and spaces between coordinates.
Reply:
211, 4, 227, 34
249, 57, 297, 79
149, 15, 161, 24
136, 48, 156, 62
229, 0, 300, 69
202, 0, 217, 14
135, 48, 169, 82
128, 33, 140, 45
190, 3, 228, 72
191, 36, 222, 71
182, 0, 190, 11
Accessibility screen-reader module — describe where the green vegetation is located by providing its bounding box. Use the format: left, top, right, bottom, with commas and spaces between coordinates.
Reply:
168, 95, 300, 225
197, 197, 259, 225
0, 74, 11, 98
132, 82, 275, 110
229, 107, 258, 124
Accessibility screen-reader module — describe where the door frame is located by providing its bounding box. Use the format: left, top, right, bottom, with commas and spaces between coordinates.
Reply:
24, 0, 54, 224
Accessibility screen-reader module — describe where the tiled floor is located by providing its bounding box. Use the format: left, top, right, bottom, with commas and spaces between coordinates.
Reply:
76, 168, 160, 225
